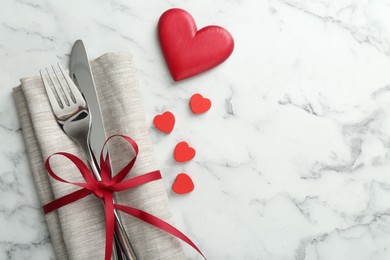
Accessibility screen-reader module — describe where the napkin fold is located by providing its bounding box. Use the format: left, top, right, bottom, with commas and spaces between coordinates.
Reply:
13, 51, 186, 260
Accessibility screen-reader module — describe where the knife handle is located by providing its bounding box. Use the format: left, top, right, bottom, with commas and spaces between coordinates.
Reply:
80, 141, 138, 260
113, 210, 138, 260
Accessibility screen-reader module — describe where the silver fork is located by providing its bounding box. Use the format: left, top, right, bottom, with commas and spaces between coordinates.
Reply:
40, 64, 137, 260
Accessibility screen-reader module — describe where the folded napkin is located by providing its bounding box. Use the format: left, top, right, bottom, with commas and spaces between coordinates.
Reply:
13, 51, 186, 259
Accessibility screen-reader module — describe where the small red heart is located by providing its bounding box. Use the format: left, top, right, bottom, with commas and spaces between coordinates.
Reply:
153, 111, 175, 134
172, 173, 194, 194
158, 8, 234, 81
174, 141, 196, 162
190, 93, 211, 114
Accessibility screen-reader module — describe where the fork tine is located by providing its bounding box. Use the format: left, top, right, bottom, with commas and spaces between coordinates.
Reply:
57, 63, 82, 104
52, 65, 73, 106
46, 67, 68, 108
40, 70, 63, 110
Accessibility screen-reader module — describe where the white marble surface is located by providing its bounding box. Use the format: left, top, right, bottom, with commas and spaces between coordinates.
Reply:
1, 0, 390, 259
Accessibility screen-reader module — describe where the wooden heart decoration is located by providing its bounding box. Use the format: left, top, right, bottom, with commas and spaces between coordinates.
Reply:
158, 8, 234, 81
190, 93, 211, 114
174, 141, 196, 162
153, 111, 175, 133
172, 173, 194, 194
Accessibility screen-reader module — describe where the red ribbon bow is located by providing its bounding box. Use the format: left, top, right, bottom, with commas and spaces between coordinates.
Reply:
43, 135, 205, 260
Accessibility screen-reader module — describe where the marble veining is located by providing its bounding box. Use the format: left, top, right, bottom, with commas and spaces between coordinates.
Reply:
1, 0, 390, 259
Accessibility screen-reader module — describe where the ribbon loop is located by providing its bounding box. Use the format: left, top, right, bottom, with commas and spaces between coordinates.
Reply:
43, 135, 205, 260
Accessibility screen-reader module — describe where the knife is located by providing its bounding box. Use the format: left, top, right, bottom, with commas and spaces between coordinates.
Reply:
69, 40, 137, 260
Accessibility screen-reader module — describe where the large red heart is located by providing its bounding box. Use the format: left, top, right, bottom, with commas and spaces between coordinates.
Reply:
153, 111, 175, 133
158, 8, 234, 81
190, 93, 211, 114
174, 141, 196, 162
172, 173, 194, 194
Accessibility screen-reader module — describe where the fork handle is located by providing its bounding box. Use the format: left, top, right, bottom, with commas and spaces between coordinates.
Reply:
80, 142, 138, 260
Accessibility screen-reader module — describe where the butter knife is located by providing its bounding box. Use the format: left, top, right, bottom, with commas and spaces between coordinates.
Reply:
69, 40, 137, 260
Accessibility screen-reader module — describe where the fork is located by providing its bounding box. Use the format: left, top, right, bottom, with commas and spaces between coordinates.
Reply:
40, 64, 137, 260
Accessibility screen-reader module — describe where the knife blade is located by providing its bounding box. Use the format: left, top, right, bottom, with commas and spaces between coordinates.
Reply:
69, 40, 137, 260
69, 40, 106, 167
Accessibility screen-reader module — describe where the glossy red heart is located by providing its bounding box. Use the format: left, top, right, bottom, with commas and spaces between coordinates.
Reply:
190, 93, 211, 114
158, 8, 234, 81
174, 141, 196, 162
172, 173, 194, 194
153, 111, 175, 133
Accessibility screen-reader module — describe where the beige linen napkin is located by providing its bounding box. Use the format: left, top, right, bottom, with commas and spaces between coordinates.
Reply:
13, 51, 186, 260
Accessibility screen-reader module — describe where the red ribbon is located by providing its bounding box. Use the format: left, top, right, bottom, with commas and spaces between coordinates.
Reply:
43, 135, 205, 260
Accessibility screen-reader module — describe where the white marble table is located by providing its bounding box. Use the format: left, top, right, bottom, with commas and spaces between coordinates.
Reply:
2, 0, 390, 259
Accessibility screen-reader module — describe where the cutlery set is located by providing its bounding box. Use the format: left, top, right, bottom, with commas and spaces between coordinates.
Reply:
40, 40, 137, 260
